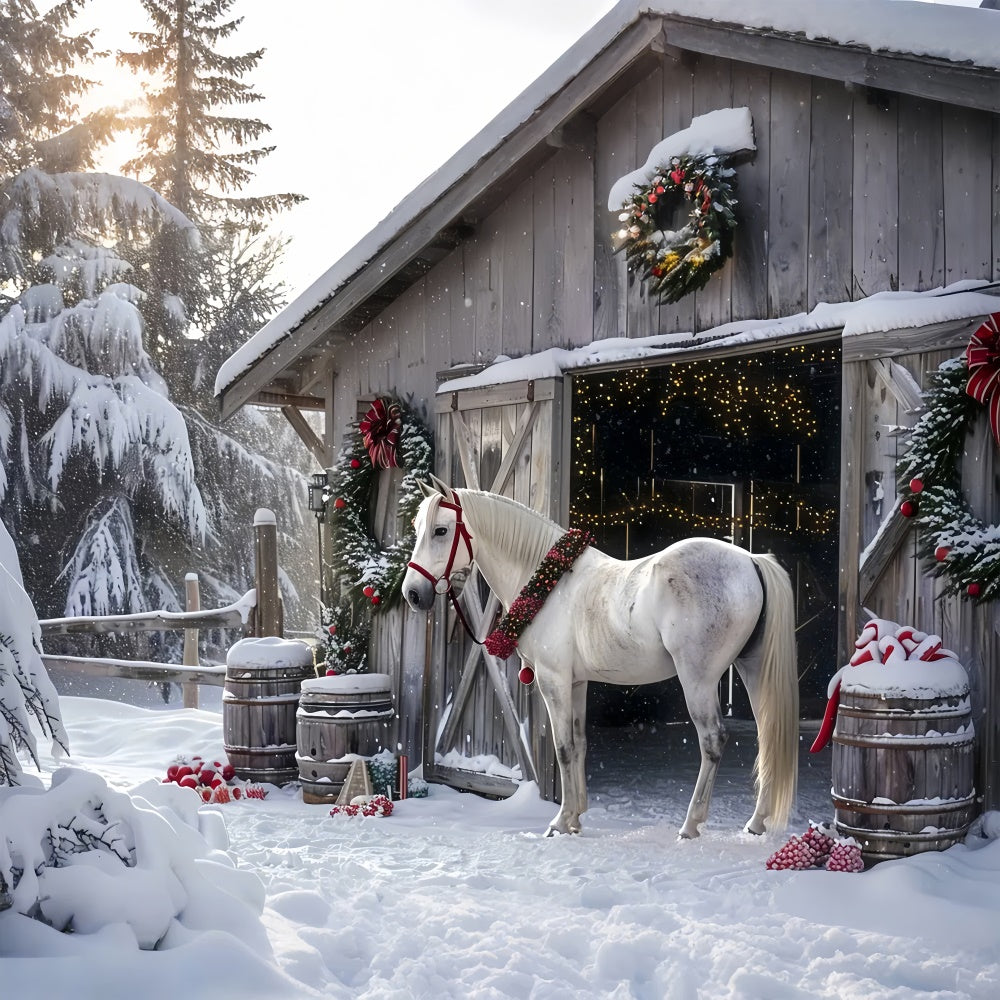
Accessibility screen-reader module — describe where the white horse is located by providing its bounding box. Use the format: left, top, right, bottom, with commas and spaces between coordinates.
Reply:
403, 484, 799, 840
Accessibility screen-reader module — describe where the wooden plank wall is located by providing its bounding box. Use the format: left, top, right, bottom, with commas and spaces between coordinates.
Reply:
318, 45, 998, 784
851, 340, 1000, 810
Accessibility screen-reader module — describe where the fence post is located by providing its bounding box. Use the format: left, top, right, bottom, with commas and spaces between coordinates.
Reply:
182, 573, 200, 709
253, 508, 282, 637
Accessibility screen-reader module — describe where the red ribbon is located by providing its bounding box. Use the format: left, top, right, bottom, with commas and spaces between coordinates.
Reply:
966, 311, 1000, 447
359, 398, 402, 468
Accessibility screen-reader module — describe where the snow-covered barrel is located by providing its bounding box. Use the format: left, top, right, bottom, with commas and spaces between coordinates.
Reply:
296, 673, 394, 804
223, 637, 315, 786
832, 636, 975, 863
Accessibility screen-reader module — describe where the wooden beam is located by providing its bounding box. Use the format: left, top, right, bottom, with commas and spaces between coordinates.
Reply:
218, 16, 666, 418
869, 357, 924, 415
841, 315, 987, 362
42, 656, 227, 687
40, 604, 248, 635
662, 17, 1000, 114
859, 509, 912, 603
838, 360, 867, 664
249, 389, 327, 411
281, 405, 328, 467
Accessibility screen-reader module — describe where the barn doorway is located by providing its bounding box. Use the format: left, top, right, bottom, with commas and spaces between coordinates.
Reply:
569, 341, 841, 728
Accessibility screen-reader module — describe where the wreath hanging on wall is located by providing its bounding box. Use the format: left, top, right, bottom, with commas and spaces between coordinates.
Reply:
317, 397, 433, 674
614, 153, 738, 303
895, 314, 1000, 602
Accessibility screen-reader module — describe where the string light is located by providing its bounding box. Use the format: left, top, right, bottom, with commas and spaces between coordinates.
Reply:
569, 345, 839, 543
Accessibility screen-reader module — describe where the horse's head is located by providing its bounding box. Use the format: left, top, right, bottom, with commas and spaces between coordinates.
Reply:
403, 480, 474, 612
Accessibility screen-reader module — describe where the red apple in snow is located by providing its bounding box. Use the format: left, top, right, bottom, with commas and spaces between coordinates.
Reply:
222, 764, 235, 782
179, 775, 198, 790
176, 765, 194, 781
167, 764, 180, 781
199, 768, 216, 785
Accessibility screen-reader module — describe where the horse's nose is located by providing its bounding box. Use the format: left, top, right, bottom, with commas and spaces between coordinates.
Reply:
406, 588, 422, 610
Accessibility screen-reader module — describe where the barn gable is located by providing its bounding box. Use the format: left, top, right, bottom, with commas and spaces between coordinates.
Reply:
218, 0, 1000, 808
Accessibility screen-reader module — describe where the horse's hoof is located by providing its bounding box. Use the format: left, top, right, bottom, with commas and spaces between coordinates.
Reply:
744, 824, 765, 837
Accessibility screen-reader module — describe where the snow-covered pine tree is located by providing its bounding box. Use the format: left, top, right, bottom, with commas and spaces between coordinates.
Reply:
116, 0, 316, 631
0, 0, 217, 630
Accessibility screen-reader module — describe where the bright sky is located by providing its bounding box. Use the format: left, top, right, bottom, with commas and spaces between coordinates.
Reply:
85, 0, 984, 303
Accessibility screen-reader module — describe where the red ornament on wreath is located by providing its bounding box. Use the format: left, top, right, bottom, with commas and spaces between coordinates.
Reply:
934, 546, 950, 562
900, 499, 918, 518
966, 311, 1000, 447
359, 397, 403, 469
334, 497, 346, 509
909, 477, 924, 494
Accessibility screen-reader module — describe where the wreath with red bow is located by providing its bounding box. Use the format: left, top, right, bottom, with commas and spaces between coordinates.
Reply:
896, 313, 1000, 602
614, 153, 738, 303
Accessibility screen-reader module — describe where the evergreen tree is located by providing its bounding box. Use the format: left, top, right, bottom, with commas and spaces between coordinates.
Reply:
116, 0, 315, 633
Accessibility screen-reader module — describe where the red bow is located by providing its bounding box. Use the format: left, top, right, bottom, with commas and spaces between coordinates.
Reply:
359, 398, 402, 469
966, 312, 1000, 448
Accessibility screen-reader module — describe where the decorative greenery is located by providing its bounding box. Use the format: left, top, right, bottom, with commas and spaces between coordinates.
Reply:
317, 397, 433, 673
614, 153, 738, 303
483, 529, 593, 661
897, 356, 1000, 602
317, 598, 370, 675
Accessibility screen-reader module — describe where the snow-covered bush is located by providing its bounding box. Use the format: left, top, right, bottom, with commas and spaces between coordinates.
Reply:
0, 768, 270, 954
0, 517, 67, 786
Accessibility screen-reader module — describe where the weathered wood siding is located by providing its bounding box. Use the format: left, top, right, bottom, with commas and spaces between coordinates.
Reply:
317, 48, 999, 796
842, 325, 1000, 810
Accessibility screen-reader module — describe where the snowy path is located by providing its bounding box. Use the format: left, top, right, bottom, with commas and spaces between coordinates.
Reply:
14, 698, 1000, 999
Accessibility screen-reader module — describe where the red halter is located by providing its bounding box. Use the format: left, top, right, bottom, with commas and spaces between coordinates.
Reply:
407, 497, 474, 595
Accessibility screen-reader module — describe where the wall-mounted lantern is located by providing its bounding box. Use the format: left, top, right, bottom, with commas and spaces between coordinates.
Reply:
308, 472, 329, 520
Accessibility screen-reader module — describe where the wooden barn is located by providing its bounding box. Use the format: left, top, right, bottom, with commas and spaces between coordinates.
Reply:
216, 1, 1000, 810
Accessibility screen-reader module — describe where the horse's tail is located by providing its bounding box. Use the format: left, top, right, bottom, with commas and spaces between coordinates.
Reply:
749, 554, 799, 831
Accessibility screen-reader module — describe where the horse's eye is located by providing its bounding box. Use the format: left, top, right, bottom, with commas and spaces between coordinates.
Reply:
434, 526, 448, 537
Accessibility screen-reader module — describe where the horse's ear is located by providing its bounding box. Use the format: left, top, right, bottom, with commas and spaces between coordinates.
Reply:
418, 479, 437, 498
429, 474, 452, 498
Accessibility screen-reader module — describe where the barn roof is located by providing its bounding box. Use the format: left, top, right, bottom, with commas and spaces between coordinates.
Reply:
215, 0, 1000, 418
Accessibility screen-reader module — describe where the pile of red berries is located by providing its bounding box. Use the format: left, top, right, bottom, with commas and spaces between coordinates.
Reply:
766, 822, 862, 872
329, 794, 394, 818
162, 755, 267, 804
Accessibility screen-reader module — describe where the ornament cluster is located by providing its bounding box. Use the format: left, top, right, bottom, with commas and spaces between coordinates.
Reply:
766, 822, 862, 872
161, 755, 267, 803
483, 528, 593, 665
615, 153, 738, 303
330, 793, 394, 818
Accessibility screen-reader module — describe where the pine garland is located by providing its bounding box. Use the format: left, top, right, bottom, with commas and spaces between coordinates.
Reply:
326, 398, 433, 607
897, 357, 1000, 601
483, 529, 593, 660
614, 153, 738, 304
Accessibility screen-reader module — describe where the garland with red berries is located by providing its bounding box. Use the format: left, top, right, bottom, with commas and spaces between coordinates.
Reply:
318, 398, 432, 674
614, 153, 738, 303
896, 355, 999, 602
483, 528, 593, 675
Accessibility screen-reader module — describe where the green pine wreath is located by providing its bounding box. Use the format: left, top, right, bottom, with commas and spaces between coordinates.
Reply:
327, 397, 433, 608
615, 153, 738, 303
896, 356, 1000, 601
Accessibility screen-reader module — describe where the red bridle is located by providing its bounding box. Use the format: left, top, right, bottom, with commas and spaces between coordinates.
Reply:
407, 497, 474, 595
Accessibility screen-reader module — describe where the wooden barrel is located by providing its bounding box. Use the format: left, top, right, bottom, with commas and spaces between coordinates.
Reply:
223, 637, 315, 786
832, 684, 976, 863
296, 673, 394, 804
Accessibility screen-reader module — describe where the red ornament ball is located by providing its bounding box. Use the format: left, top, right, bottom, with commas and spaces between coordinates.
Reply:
350, 458, 361, 469
518, 665, 535, 685
909, 477, 924, 494
968, 582, 982, 598
371, 595, 381, 606
900, 499, 918, 518
334, 497, 346, 509
327, 624, 336, 635
326, 667, 336, 676
934, 546, 950, 562
363, 585, 374, 598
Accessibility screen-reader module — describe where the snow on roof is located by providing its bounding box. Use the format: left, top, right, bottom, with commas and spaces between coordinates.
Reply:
215, 0, 1000, 399
437, 283, 1000, 393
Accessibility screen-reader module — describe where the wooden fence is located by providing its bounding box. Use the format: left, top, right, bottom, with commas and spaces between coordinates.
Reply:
39, 509, 287, 709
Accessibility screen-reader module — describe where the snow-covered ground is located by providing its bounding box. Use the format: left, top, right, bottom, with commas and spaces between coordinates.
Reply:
4, 694, 1000, 999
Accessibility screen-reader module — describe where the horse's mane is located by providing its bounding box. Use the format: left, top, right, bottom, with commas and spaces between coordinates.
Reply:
454, 489, 563, 591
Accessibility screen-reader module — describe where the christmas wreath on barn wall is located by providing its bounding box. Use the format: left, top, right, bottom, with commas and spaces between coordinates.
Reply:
317, 397, 433, 673
614, 153, 738, 303
896, 313, 1000, 602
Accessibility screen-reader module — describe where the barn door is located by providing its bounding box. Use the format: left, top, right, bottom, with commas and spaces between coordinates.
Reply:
423, 377, 566, 799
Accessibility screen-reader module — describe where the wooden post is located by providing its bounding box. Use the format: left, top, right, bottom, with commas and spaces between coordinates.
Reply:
182, 573, 200, 709
254, 508, 282, 637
